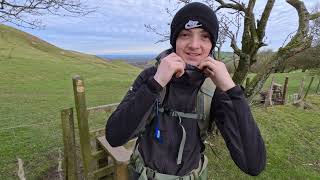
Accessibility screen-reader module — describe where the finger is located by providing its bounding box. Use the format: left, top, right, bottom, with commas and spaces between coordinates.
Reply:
204, 68, 214, 77
174, 62, 186, 78
198, 61, 212, 70
174, 57, 186, 69
175, 67, 185, 78
206, 56, 216, 61
203, 69, 211, 77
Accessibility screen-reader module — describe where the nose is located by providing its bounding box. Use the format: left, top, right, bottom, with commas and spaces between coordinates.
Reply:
188, 36, 200, 50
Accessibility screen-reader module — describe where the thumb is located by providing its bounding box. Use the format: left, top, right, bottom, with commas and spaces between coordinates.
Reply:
175, 68, 185, 78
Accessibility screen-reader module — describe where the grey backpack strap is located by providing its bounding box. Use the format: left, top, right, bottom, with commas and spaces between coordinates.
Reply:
197, 78, 216, 141
158, 108, 202, 119
175, 113, 186, 165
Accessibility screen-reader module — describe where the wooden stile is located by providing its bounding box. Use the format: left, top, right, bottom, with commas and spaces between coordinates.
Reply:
60, 75, 134, 180
72, 76, 94, 179
61, 108, 78, 180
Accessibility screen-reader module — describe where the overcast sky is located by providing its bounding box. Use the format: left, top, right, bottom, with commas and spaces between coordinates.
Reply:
11, 0, 317, 55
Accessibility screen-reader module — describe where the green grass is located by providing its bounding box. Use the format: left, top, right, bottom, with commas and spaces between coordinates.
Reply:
1, 24, 320, 179
246, 71, 319, 98
206, 95, 320, 179
0, 24, 141, 179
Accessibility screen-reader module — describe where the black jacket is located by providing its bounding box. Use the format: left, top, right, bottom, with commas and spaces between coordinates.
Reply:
106, 66, 266, 176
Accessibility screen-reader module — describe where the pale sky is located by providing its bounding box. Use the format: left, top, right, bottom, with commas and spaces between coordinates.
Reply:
10, 0, 318, 55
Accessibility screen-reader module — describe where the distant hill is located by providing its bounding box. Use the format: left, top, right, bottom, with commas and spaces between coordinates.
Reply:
99, 51, 234, 62
98, 51, 234, 69
0, 24, 114, 63
98, 54, 157, 62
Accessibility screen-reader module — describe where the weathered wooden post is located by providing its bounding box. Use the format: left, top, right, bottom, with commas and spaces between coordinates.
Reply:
282, 77, 289, 104
17, 158, 26, 180
298, 77, 305, 100
316, 78, 320, 94
303, 76, 314, 101
265, 76, 275, 107
114, 164, 128, 180
61, 108, 78, 180
72, 76, 93, 179
245, 77, 250, 89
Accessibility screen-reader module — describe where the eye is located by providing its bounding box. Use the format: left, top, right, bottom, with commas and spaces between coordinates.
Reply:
178, 31, 190, 38
201, 33, 210, 40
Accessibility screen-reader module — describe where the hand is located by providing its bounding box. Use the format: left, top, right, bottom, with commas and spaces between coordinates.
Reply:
154, 53, 186, 87
198, 57, 236, 91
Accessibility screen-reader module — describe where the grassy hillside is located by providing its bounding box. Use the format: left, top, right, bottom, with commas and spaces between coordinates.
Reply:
0, 24, 141, 179
207, 95, 320, 179
1, 24, 320, 179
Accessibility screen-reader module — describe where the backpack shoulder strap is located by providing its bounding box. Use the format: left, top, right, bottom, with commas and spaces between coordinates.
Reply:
136, 65, 167, 136
197, 78, 216, 141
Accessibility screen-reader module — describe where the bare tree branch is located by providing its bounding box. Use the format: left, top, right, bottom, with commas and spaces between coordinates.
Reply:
0, 0, 95, 28
246, 0, 314, 101
281, 29, 298, 47
256, 0, 275, 42
310, 12, 320, 20
144, 24, 170, 44
310, 3, 320, 46
215, 0, 245, 12
218, 13, 242, 56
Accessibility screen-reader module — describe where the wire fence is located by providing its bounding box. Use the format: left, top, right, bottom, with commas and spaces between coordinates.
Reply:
0, 110, 63, 179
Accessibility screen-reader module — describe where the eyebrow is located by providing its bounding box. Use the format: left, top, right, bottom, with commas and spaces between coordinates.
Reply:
183, 29, 209, 33
200, 29, 209, 34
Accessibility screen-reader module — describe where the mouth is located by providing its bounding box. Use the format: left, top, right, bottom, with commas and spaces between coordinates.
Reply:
186, 52, 201, 57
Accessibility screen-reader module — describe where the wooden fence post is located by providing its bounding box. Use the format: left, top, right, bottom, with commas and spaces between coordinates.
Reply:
282, 77, 289, 104
303, 76, 314, 101
17, 158, 26, 180
114, 163, 129, 180
316, 78, 320, 94
298, 77, 305, 100
72, 75, 93, 179
61, 108, 78, 180
245, 77, 250, 89
265, 76, 275, 107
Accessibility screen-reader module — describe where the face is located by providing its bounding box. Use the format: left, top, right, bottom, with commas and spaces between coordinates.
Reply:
175, 28, 212, 66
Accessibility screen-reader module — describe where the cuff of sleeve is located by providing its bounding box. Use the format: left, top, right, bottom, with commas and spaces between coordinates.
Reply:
226, 85, 244, 97
147, 77, 163, 93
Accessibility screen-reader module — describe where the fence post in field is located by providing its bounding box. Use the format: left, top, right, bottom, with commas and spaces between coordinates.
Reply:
316, 78, 320, 94
265, 76, 275, 107
72, 76, 93, 179
245, 77, 250, 89
282, 77, 289, 105
298, 77, 305, 100
17, 158, 26, 180
303, 76, 314, 101
61, 108, 78, 180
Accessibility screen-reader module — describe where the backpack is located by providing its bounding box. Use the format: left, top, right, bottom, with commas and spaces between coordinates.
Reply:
132, 49, 216, 165
134, 75, 216, 166
151, 48, 216, 142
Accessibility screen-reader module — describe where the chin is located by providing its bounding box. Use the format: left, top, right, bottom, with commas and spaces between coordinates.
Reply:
183, 57, 202, 66
186, 61, 200, 66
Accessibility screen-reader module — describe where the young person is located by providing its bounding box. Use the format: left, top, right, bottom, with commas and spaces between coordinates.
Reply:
106, 2, 266, 179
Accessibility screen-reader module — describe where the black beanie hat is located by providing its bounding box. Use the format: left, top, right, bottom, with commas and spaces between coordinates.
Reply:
170, 2, 219, 52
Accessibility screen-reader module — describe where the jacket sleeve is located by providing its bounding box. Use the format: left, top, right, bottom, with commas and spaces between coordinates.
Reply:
211, 85, 266, 176
105, 67, 163, 147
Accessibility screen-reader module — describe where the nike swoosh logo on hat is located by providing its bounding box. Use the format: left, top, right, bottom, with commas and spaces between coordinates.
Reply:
185, 20, 202, 29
